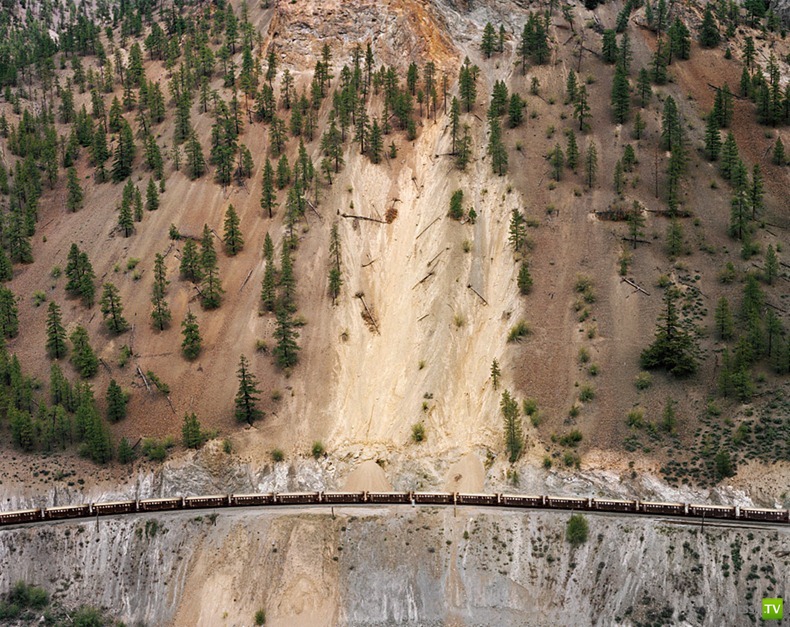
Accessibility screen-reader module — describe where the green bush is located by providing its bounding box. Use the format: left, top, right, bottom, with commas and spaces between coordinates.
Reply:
254, 609, 266, 625
271, 448, 284, 462
579, 385, 595, 402
566, 514, 589, 547
411, 422, 426, 443
507, 320, 531, 342
311, 441, 325, 459
634, 371, 652, 390
559, 430, 583, 447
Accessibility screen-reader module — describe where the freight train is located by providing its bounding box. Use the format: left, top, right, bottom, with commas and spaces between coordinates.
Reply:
0, 492, 788, 526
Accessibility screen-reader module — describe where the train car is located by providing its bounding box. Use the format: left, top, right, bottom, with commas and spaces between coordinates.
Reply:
230, 493, 275, 507
92, 501, 137, 516
688, 504, 736, 519
44, 504, 91, 520
591, 499, 639, 513
274, 492, 320, 505
545, 496, 590, 510
185, 495, 229, 509
321, 492, 366, 504
413, 492, 455, 505
739, 507, 790, 523
640, 501, 687, 516
456, 493, 498, 506
138, 497, 184, 512
0, 509, 43, 525
499, 494, 545, 508
367, 492, 412, 504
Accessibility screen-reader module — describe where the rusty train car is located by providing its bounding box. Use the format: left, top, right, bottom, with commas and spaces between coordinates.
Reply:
1, 492, 787, 527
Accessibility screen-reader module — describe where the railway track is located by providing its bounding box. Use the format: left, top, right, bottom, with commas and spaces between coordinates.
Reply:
1, 492, 788, 529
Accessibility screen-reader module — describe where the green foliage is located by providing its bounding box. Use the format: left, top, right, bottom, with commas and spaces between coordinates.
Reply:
182, 412, 207, 449
181, 312, 202, 360
99, 283, 128, 333
311, 441, 325, 459
501, 390, 523, 463
70, 326, 98, 378
274, 308, 300, 369
106, 379, 128, 422
490, 358, 501, 390
235, 355, 263, 425
411, 422, 426, 443
517, 262, 533, 295
223, 204, 244, 255
255, 609, 266, 626
566, 514, 589, 547
117, 437, 136, 464
507, 320, 531, 343
65, 244, 96, 306
449, 189, 464, 220
200, 224, 223, 309
640, 286, 699, 376
0, 287, 18, 338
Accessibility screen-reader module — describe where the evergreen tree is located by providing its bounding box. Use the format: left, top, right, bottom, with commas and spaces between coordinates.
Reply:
749, 164, 764, 220
182, 412, 205, 448
65, 244, 96, 306
180, 239, 203, 283
456, 124, 472, 171
771, 137, 785, 166
0, 248, 11, 283
200, 224, 223, 309
261, 234, 278, 312
699, 5, 720, 48
70, 326, 98, 378
627, 206, 646, 248
508, 209, 527, 253
145, 178, 159, 211
8, 212, 33, 264
585, 141, 598, 189
574, 85, 590, 131
714, 297, 735, 340
566, 130, 580, 171
636, 68, 652, 107
550, 143, 564, 181
328, 222, 343, 304
186, 131, 206, 179
517, 262, 533, 295
117, 437, 135, 463
111, 119, 135, 182
235, 355, 263, 424
704, 113, 721, 161
640, 285, 699, 376
764, 244, 778, 285
46, 301, 68, 358
449, 97, 461, 153
611, 65, 631, 123
488, 116, 508, 175
459, 57, 478, 112
106, 379, 128, 422
181, 311, 202, 359
368, 118, 383, 164
273, 308, 300, 369
260, 158, 277, 218
66, 167, 83, 212
279, 239, 297, 312
719, 132, 739, 180
491, 359, 501, 390
0, 287, 18, 338
151, 252, 171, 330
118, 199, 134, 237
602, 30, 618, 64
501, 389, 523, 463
449, 189, 465, 220
566, 69, 578, 104
665, 218, 684, 258
276, 154, 291, 189
507, 93, 524, 128
92, 126, 110, 181
100, 283, 128, 333
223, 205, 244, 255
482, 22, 497, 58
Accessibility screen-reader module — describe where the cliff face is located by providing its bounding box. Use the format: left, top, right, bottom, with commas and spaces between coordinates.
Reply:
1, 507, 787, 626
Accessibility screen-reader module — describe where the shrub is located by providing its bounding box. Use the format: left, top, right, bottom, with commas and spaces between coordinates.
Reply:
543, 456, 552, 469
566, 514, 589, 547
222, 439, 233, 454
635, 371, 652, 390
411, 422, 426, 443
627, 408, 645, 428
559, 430, 583, 447
588, 364, 599, 376
507, 320, 531, 342
254, 609, 266, 626
578, 347, 590, 363
523, 398, 538, 416
271, 448, 284, 462
311, 441, 325, 459
579, 385, 595, 402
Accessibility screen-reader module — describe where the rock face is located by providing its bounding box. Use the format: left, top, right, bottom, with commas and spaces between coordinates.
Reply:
771, 0, 790, 26
1, 507, 787, 626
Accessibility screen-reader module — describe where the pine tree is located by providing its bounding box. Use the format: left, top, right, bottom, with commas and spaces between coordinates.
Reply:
602, 30, 618, 63
66, 167, 83, 212
328, 222, 342, 304
704, 113, 721, 161
368, 118, 383, 164
501, 390, 523, 463
636, 68, 652, 107
449, 97, 461, 153
276, 154, 291, 189
200, 224, 223, 309
65, 244, 96, 306
261, 234, 278, 312
749, 164, 764, 220
70, 325, 98, 378
699, 5, 720, 48
223, 204, 244, 255
508, 209, 527, 254
182, 412, 205, 448
566, 130, 579, 171
111, 119, 135, 182
0, 248, 11, 283
613, 159, 624, 195
719, 132, 739, 180
100, 283, 128, 333
491, 359, 501, 390
772, 137, 785, 166
585, 141, 598, 189
574, 85, 590, 131
459, 57, 477, 112
566, 69, 578, 104
0, 287, 18, 338
181, 311, 202, 359
235, 355, 263, 424
456, 124, 472, 171
151, 252, 171, 331
145, 178, 159, 211
507, 93, 524, 128
46, 301, 68, 358
714, 297, 735, 340
117, 437, 135, 463
449, 189, 464, 220
610, 65, 631, 123
273, 308, 300, 369
517, 262, 533, 295
279, 239, 296, 312
482, 22, 497, 58
549, 144, 564, 181
665, 218, 684, 258
186, 131, 206, 179
627, 206, 646, 249
180, 239, 203, 283
106, 379, 128, 422
640, 285, 699, 376
764, 244, 778, 285
488, 116, 508, 175
260, 158, 277, 218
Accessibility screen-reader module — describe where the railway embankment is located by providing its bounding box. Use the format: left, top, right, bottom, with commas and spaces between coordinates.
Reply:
0, 505, 787, 626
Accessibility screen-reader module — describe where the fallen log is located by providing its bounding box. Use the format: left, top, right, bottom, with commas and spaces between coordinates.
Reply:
622, 277, 650, 296
340, 213, 387, 224
416, 216, 441, 240
136, 365, 151, 393
467, 284, 488, 305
